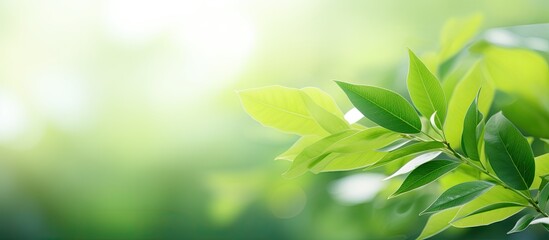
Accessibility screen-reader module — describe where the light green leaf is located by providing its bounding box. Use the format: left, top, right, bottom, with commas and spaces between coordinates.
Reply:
300, 92, 350, 134
532, 154, 549, 189
444, 62, 495, 148
416, 208, 459, 240
275, 136, 321, 161
421, 181, 494, 215
391, 160, 459, 197
316, 151, 388, 172
369, 141, 445, 169
283, 130, 358, 178
327, 127, 400, 153
407, 50, 447, 128
508, 213, 536, 234
239, 86, 344, 136
451, 185, 527, 228
438, 14, 482, 63
336, 81, 422, 133
451, 202, 525, 223
461, 93, 483, 160
484, 112, 536, 190
481, 46, 549, 138
377, 139, 413, 152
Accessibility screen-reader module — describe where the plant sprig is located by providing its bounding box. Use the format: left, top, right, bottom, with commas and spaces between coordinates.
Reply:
239, 48, 549, 238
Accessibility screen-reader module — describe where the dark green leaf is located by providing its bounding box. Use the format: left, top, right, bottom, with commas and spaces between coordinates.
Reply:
407, 50, 447, 128
392, 160, 459, 197
508, 213, 537, 234
538, 182, 549, 212
484, 112, 536, 190
336, 81, 422, 133
540, 174, 549, 190
421, 181, 494, 215
461, 92, 483, 160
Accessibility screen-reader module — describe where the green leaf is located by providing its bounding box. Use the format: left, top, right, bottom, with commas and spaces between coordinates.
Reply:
444, 62, 495, 148
450, 185, 527, 228
238, 86, 344, 136
275, 136, 321, 161
369, 141, 445, 169
481, 46, 549, 138
416, 208, 460, 240
438, 14, 482, 63
391, 160, 459, 197
385, 151, 441, 180
530, 217, 549, 225
377, 139, 414, 152
538, 182, 549, 212
508, 213, 537, 234
283, 130, 358, 178
300, 91, 350, 134
407, 50, 447, 128
336, 81, 422, 133
421, 181, 494, 215
484, 112, 536, 190
461, 93, 483, 160
540, 174, 549, 191
452, 202, 525, 223
532, 154, 549, 189
327, 127, 400, 153
316, 151, 388, 172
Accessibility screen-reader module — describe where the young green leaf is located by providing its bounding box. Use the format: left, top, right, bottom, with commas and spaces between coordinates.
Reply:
377, 139, 414, 152
450, 185, 527, 228
315, 151, 388, 172
461, 93, 483, 160
384, 151, 441, 180
369, 141, 445, 168
451, 202, 525, 223
438, 14, 482, 64
407, 50, 447, 128
283, 130, 358, 178
327, 127, 400, 153
531, 154, 549, 189
444, 62, 495, 148
300, 92, 350, 134
484, 112, 536, 190
416, 208, 459, 240
239, 86, 344, 136
421, 181, 494, 215
508, 213, 537, 234
391, 160, 459, 197
336, 81, 422, 133
275, 136, 321, 161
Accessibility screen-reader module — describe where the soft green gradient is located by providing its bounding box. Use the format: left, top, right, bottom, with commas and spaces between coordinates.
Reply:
0, 0, 548, 239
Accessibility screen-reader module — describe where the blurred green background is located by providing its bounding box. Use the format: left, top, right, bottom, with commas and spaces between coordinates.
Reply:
1, 0, 549, 239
